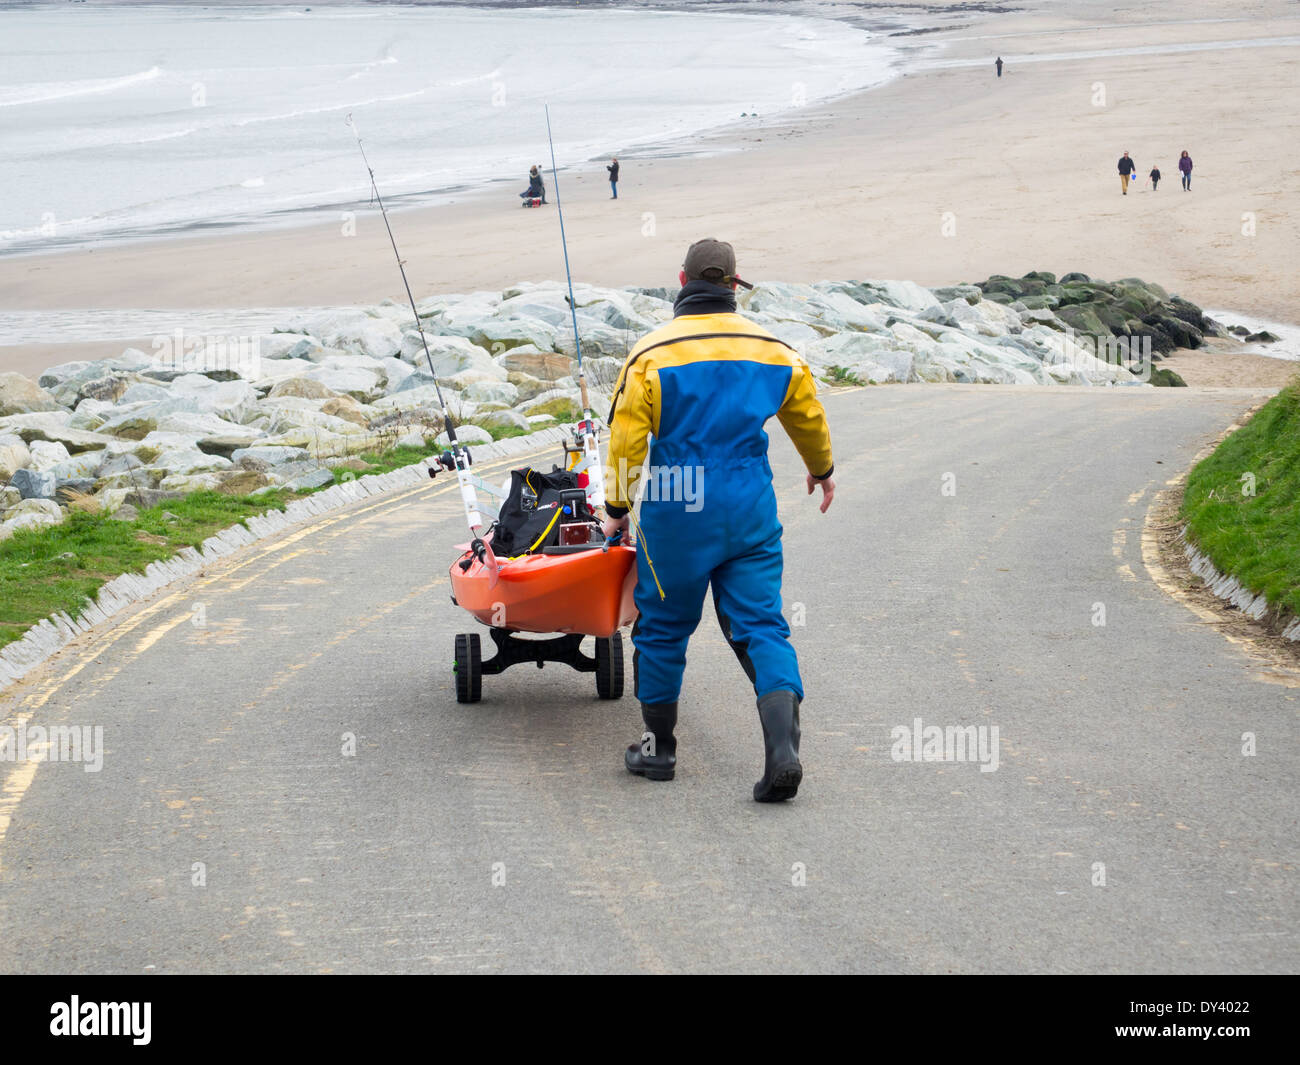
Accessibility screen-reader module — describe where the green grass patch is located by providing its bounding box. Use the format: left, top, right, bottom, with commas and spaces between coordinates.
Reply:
0, 491, 294, 649
1181, 379, 1300, 617
822, 365, 865, 387
486, 423, 534, 442
328, 442, 436, 484
0, 442, 445, 649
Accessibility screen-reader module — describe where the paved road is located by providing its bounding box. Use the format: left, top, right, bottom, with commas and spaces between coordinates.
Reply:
1, 384, 1295, 974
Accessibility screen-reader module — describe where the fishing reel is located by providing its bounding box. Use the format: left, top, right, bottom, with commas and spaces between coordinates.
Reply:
427, 447, 472, 480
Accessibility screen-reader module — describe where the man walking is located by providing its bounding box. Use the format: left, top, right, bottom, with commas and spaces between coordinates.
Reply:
995, 56, 1003, 77
602, 239, 835, 802
607, 157, 620, 199
1118, 151, 1135, 194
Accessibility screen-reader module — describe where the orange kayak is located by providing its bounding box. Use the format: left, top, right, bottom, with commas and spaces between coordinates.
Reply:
449, 543, 638, 637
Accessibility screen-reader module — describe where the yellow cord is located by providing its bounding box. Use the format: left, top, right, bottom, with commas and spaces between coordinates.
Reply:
626, 507, 665, 601
513, 508, 563, 559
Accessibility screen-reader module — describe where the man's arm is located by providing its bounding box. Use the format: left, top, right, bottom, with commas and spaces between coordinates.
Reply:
776, 358, 835, 501
603, 353, 655, 520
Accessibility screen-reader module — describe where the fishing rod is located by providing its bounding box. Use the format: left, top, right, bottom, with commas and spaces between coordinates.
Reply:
545, 104, 607, 509
346, 113, 486, 534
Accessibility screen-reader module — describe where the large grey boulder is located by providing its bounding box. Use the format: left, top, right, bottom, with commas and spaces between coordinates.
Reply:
464, 379, 520, 406
466, 316, 559, 354
167, 375, 261, 423
193, 431, 263, 458
38, 361, 93, 390
402, 334, 508, 379
497, 346, 575, 378
810, 333, 917, 383
298, 309, 403, 360
379, 356, 415, 393
554, 321, 631, 360
98, 452, 147, 479
28, 436, 72, 470
302, 363, 383, 401
232, 445, 312, 470
0, 436, 32, 481
9, 468, 57, 500
0, 373, 65, 416
947, 298, 1024, 337
5, 497, 63, 523
158, 472, 224, 493
150, 448, 233, 475
473, 410, 530, 433
49, 451, 105, 481
371, 384, 452, 413
831, 279, 942, 313
1, 508, 63, 537
269, 376, 339, 400
435, 424, 492, 447
119, 381, 173, 405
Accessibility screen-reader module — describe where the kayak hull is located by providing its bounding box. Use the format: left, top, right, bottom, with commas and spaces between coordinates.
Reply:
449, 544, 638, 637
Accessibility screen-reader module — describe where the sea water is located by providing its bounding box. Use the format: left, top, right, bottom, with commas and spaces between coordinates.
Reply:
0, 2, 900, 254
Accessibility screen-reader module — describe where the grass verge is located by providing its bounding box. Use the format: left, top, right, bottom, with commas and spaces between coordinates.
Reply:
1181, 379, 1300, 617
0, 490, 296, 649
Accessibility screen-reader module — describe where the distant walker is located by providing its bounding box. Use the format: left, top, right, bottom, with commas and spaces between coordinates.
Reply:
1117, 151, 1135, 195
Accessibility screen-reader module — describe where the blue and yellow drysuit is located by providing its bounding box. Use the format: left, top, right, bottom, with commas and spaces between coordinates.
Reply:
605, 285, 834, 705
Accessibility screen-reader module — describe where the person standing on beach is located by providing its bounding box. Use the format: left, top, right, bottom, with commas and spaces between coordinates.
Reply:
607, 157, 620, 199
602, 238, 835, 803
1149, 165, 1161, 191
995, 56, 1003, 77
1117, 151, 1135, 195
1179, 150, 1193, 190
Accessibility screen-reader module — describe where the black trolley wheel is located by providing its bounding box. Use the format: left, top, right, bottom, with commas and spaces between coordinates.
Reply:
454, 632, 482, 703
594, 632, 624, 700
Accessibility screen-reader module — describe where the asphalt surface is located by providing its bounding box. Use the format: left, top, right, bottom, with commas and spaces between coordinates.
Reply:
1, 384, 1295, 974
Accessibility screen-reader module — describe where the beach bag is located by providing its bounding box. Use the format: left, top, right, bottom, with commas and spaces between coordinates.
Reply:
490, 467, 593, 557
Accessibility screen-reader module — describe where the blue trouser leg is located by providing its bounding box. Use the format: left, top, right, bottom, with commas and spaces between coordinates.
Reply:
630, 520, 711, 704
711, 536, 803, 700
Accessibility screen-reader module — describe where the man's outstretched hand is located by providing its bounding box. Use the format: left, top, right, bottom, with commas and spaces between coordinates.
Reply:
601, 513, 630, 540
807, 473, 835, 513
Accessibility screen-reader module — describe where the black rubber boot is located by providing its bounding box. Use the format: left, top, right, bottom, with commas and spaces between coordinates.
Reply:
625, 701, 677, 781
753, 690, 802, 802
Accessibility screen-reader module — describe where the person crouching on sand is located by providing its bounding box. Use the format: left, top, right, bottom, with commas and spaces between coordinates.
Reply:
1179, 150, 1193, 190
1118, 151, 1135, 195
520, 165, 544, 203
1149, 165, 1161, 191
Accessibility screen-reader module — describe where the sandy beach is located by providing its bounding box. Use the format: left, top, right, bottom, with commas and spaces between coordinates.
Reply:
2, 0, 1298, 386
